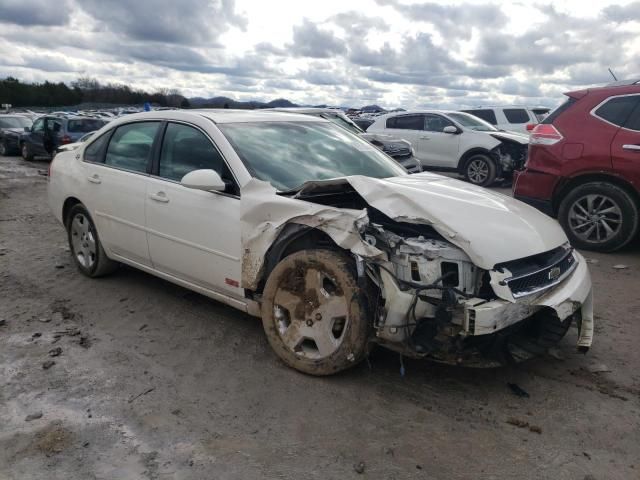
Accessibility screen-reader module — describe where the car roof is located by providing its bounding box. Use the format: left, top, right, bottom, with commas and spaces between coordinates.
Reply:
105, 109, 329, 125
267, 107, 342, 115
379, 110, 464, 117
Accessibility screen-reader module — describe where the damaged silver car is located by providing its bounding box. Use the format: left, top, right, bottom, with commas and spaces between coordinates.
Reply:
48, 110, 593, 376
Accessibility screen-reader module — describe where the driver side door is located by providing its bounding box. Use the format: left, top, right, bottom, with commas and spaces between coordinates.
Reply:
417, 114, 461, 168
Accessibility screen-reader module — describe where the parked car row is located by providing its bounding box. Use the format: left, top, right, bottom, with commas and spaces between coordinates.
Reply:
48, 109, 594, 375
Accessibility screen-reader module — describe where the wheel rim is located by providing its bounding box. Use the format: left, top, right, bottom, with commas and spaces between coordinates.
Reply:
0, 143, 6, 155
70, 213, 97, 269
22, 145, 28, 159
467, 158, 489, 184
272, 266, 349, 360
568, 194, 622, 243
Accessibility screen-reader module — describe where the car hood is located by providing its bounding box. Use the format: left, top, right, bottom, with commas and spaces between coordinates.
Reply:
294, 172, 567, 269
489, 131, 529, 145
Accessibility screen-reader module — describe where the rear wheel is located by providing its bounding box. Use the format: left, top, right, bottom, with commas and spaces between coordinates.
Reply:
261, 249, 371, 376
558, 182, 638, 252
21, 143, 34, 161
0, 141, 8, 156
463, 154, 497, 187
66, 204, 118, 277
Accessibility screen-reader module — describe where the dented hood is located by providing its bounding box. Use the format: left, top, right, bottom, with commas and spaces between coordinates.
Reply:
297, 172, 568, 269
489, 131, 529, 145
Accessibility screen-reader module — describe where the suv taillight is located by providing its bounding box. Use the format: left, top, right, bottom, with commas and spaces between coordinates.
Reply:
526, 123, 535, 131
529, 124, 563, 145
61, 135, 72, 144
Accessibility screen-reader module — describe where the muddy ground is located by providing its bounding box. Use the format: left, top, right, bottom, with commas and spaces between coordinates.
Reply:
1, 154, 639, 480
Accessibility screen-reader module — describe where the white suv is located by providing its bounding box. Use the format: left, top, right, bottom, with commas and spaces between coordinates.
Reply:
460, 106, 550, 134
368, 110, 529, 186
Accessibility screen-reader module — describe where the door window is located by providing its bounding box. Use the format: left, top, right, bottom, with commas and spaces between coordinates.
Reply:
386, 114, 424, 130
104, 122, 160, 173
461, 109, 497, 125
503, 108, 530, 124
83, 132, 111, 163
32, 118, 44, 133
424, 114, 455, 132
594, 95, 640, 127
624, 103, 640, 131
158, 123, 228, 182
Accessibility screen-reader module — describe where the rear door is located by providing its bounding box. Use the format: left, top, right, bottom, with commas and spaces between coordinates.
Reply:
419, 114, 461, 167
610, 95, 640, 189
27, 117, 47, 155
83, 121, 162, 266
145, 121, 243, 297
383, 114, 424, 159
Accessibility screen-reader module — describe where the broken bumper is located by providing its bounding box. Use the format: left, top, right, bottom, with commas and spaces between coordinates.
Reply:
463, 251, 593, 350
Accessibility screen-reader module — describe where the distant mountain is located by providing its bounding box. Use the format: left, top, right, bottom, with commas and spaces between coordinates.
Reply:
188, 96, 299, 109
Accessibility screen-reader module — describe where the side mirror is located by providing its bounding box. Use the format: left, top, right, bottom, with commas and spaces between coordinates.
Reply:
443, 126, 459, 134
180, 169, 226, 192
24, 126, 30, 132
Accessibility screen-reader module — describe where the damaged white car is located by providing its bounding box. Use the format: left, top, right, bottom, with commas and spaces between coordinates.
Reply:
48, 110, 593, 376
368, 110, 529, 186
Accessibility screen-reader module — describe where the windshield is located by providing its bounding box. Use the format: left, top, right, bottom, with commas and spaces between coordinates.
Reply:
219, 121, 406, 191
321, 113, 364, 135
0, 116, 32, 129
446, 112, 498, 132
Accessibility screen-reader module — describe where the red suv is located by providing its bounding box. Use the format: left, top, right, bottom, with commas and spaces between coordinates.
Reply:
513, 79, 640, 251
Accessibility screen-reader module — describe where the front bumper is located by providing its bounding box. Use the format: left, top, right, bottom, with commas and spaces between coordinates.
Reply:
463, 251, 593, 350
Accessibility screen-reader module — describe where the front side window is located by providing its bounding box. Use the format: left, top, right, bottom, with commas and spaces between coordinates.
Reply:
32, 118, 44, 133
386, 114, 424, 130
424, 114, 455, 132
104, 122, 160, 173
158, 123, 226, 182
84, 132, 111, 163
503, 108, 530, 124
595, 95, 640, 127
219, 121, 406, 191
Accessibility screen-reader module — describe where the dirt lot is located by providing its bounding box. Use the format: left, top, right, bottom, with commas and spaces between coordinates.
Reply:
1, 154, 639, 480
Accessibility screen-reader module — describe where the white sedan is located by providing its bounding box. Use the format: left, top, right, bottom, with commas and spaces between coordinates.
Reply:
368, 110, 529, 186
48, 110, 593, 375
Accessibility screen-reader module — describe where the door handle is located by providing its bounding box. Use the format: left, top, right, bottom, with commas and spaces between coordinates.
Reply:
149, 192, 169, 203
622, 144, 640, 152
419, 135, 431, 140
87, 174, 101, 184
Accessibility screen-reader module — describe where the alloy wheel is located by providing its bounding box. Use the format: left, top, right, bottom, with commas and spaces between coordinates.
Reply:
467, 158, 489, 184
70, 213, 97, 269
568, 194, 622, 243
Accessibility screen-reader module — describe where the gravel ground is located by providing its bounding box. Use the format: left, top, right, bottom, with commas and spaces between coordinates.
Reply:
1, 154, 639, 480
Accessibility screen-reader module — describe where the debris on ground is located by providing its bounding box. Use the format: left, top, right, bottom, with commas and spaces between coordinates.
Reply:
54, 327, 81, 339
612, 264, 629, 270
128, 387, 155, 404
506, 417, 542, 434
50, 312, 64, 323
54, 264, 65, 269
78, 336, 91, 348
49, 347, 63, 357
587, 363, 611, 374
25, 412, 43, 421
42, 360, 56, 369
585, 258, 599, 264
547, 347, 565, 360
38, 317, 51, 323
0, 319, 6, 327
139, 324, 148, 331
353, 461, 366, 474
32, 332, 42, 338
508, 383, 530, 398
583, 452, 592, 460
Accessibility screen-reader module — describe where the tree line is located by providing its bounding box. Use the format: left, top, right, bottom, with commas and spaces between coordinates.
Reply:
0, 77, 190, 108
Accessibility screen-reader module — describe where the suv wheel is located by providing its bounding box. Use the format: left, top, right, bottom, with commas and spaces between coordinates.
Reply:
558, 182, 639, 252
463, 154, 497, 187
0, 141, 8, 156
261, 249, 371, 376
21, 143, 34, 161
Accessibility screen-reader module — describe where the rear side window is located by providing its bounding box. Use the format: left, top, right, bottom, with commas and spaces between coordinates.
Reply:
461, 109, 497, 125
104, 122, 160, 173
67, 119, 105, 133
424, 114, 454, 132
624, 103, 640, 131
386, 114, 424, 130
158, 123, 226, 182
593, 95, 640, 127
503, 108, 530, 124
543, 97, 577, 124
83, 132, 111, 163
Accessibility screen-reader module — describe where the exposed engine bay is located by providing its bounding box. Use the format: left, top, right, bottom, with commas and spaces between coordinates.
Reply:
490, 134, 528, 174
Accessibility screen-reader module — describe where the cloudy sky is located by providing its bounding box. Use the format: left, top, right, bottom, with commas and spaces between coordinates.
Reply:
0, 0, 639, 109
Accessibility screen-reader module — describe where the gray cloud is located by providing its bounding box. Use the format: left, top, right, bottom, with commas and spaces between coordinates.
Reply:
78, 0, 246, 45
602, 2, 640, 22
0, 0, 72, 26
290, 19, 346, 58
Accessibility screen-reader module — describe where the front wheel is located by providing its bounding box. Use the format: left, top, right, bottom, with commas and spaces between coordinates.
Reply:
21, 143, 34, 161
558, 182, 638, 252
0, 141, 8, 156
261, 249, 371, 376
463, 154, 497, 187
66, 204, 118, 277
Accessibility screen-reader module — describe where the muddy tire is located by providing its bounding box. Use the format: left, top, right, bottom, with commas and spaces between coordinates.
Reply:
21, 143, 34, 161
0, 141, 8, 156
558, 182, 639, 252
66, 204, 118, 278
463, 153, 497, 187
261, 249, 371, 376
